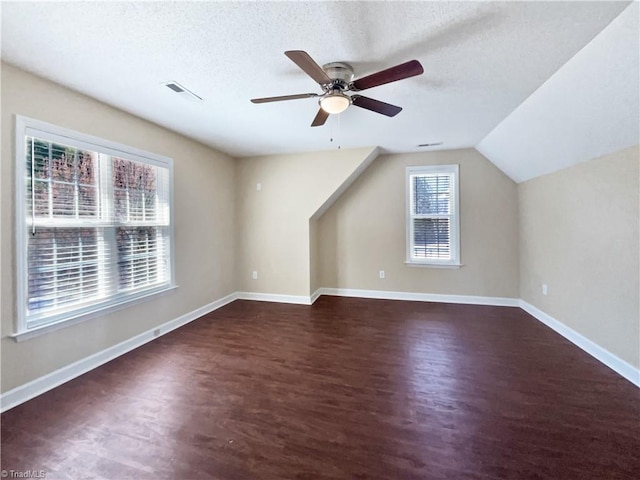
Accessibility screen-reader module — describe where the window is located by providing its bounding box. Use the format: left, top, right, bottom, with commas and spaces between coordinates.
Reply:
406, 165, 460, 266
15, 116, 175, 335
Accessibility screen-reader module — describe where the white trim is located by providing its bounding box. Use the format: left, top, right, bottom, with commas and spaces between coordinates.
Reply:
520, 300, 640, 387
405, 262, 463, 269
236, 291, 313, 305
405, 164, 461, 266
318, 288, 520, 307
15, 116, 28, 337
310, 289, 322, 304
19, 115, 173, 167
14, 115, 176, 336
11, 284, 179, 342
4, 292, 636, 413
0, 292, 238, 413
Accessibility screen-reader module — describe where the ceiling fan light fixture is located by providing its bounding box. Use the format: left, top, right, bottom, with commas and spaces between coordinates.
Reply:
319, 91, 350, 114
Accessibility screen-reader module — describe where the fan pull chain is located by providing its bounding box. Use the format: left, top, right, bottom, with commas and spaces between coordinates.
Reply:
329, 113, 342, 148
329, 114, 334, 143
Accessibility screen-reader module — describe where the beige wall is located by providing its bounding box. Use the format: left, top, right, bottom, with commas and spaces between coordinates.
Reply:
317, 149, 520, 297
236, 148, 377, 297
2, 63, 636, 397
519, 145, 640, 368
1, 63, 237, 392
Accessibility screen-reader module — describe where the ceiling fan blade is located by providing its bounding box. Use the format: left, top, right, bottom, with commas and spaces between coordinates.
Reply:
285, 50, 332, 85
351, 95, 402, 117
350, 60, 424, 91
251, 93, 318, 104
311, 108, 330, 127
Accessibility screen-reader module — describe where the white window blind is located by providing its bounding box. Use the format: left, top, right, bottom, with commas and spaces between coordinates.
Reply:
16, 116, 175, 334
406, 165, 460, 265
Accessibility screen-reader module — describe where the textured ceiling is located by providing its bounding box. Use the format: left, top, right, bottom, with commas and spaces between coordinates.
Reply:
0, 1, 632, 161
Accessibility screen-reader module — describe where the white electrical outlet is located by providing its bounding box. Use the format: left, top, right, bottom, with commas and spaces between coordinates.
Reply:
542, 284, 548, 296
379, 270, 385, 279
252, 271, 258, 280
256, 183, 262, 191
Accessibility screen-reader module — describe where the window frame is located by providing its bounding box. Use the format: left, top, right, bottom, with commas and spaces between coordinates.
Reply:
14, 115, 177, 340
405, 164, 461, 267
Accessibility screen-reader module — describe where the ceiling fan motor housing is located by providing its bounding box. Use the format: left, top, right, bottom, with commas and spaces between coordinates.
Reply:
318, 62, 354, 113
322, 62, 354, 90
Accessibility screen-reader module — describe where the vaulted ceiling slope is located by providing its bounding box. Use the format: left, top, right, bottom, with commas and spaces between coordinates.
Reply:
0, 1, 633, 178
477, 2, 639, 183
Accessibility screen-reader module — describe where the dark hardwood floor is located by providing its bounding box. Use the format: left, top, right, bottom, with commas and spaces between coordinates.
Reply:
1, 297, 638, 479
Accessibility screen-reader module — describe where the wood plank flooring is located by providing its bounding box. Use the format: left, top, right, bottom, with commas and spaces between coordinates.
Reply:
1, 297, 638, 479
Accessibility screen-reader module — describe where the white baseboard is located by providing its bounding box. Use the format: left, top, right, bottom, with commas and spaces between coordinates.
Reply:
520, 300, 640, 387
318, 287, 520, 307
310, 289, 322, 304
236, 291, 313, 305
0, 292, 238, 413
4, 290, 636, 413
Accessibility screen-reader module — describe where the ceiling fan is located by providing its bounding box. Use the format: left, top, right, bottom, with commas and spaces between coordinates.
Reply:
251, 50, 424, 127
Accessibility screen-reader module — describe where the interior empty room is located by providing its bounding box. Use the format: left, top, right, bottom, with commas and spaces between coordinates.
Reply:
1, 1, 638, 479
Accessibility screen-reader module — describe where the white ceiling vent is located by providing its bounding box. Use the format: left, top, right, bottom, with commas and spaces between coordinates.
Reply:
163, 81, 203, 102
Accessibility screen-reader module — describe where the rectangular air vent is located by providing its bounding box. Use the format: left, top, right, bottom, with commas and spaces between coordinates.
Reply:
165, 82, 185, 93
163, 81, 203, 101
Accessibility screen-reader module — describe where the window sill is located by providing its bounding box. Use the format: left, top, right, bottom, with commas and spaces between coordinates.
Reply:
10, 284, 179, 342
405, 262, 463, 269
